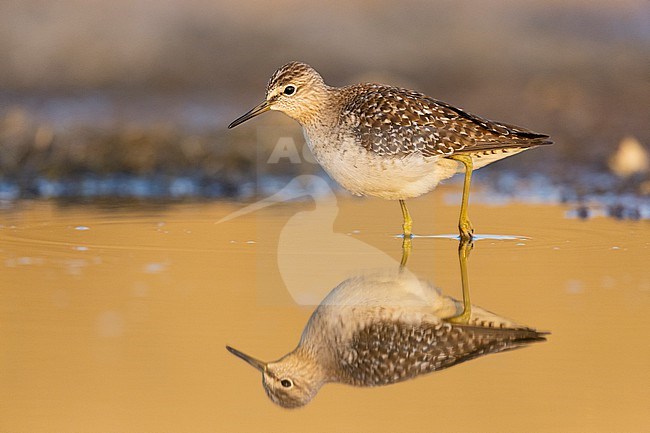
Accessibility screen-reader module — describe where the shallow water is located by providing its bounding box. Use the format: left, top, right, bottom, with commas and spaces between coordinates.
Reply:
1, 183, 648, 432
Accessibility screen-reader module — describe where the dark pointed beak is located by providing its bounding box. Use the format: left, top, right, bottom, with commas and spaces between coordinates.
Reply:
226, 345, 267, 372
228, 100, 271, 129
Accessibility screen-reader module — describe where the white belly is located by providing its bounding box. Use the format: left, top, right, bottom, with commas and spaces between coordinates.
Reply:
305, 131, 459, 200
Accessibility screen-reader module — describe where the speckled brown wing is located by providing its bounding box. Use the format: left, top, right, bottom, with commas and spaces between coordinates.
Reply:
338, 320, 546, 387
340, 84, 552, 157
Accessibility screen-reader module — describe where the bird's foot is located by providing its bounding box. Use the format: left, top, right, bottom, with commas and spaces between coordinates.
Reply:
458, 237, 474, 259
458, 219, 474, 241
402, 223, 413, 239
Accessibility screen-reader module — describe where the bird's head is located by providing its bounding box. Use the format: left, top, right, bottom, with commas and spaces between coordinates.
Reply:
226, 345, 326, 408
228, 61, 329, 128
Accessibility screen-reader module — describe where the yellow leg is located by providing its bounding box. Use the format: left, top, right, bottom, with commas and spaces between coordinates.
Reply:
399, 199, 413, 238
446, 238, 473, 324
400, 236, 412, 269
449, 154, 474, 241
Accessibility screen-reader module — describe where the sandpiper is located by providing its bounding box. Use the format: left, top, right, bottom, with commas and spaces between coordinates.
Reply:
226, 268, 546, 408
228, 62, 551, 240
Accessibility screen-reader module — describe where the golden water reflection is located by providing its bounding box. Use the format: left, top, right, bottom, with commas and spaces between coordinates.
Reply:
1, 191, 649, 432
226, 253, 546, 408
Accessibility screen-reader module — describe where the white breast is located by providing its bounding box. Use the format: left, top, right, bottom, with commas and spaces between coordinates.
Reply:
304, 129, 459, 200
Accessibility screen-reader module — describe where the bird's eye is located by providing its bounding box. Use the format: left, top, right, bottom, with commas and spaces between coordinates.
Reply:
283, 85, 296, 96
280, 379, 293, 388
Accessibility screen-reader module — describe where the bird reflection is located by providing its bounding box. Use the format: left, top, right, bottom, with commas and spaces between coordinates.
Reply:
227, 239, 547, 408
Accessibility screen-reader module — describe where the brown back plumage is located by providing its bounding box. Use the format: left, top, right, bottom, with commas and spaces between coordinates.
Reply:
338, 319, 547, 387
339, 84, 552, 157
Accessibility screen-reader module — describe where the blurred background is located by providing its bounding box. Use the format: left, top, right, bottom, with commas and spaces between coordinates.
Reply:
1, 0, 649, 205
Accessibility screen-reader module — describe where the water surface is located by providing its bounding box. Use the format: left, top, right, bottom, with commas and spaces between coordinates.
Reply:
1, 185, 648, 432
